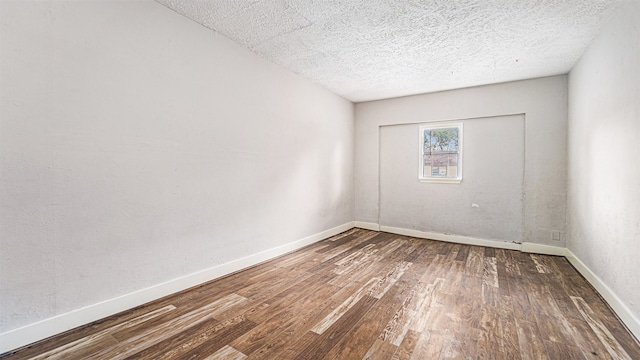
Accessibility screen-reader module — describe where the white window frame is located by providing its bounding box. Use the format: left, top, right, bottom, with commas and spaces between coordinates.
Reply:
419, 122, 463, 183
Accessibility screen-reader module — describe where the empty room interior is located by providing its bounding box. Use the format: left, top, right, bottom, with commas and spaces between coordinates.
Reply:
1, 0, 639, 359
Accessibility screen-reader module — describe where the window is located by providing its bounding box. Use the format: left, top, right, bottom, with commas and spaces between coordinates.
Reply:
419, 123, 463, 183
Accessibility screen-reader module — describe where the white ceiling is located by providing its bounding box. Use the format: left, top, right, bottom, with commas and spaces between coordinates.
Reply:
155, 0, 620, 102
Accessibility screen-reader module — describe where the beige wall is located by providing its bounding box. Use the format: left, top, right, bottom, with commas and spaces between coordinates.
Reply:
380, 115, 525, 243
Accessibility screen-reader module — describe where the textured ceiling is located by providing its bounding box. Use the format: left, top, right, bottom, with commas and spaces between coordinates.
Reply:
155, 0, 620, 102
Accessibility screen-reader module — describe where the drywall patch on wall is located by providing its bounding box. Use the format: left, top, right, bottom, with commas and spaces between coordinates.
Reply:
355, 76, 568, 247
378, 114, 525, 243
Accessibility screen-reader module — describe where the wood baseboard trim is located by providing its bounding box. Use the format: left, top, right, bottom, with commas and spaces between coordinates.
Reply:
0, 221, 355, 354
565, 249, 640, 341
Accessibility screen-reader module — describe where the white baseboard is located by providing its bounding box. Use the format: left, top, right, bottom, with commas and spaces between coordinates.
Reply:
354, 221, 380, 231
4, 222, 638, 354
565, 249, 640, 341
0, 221, 355, 355
379, 225, 522, 251
521, 242, 567, 256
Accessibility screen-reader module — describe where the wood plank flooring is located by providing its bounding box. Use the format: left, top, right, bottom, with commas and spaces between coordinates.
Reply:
3, 229, 640, 359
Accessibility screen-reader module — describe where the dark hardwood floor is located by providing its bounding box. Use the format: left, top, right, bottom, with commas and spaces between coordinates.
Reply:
3, 229, 639, 359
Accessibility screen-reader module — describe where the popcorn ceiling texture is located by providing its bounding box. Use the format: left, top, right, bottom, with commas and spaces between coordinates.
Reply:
155, 0, 620, 102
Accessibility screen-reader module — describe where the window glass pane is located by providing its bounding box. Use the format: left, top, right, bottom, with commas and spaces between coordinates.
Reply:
420, 125, 461, 181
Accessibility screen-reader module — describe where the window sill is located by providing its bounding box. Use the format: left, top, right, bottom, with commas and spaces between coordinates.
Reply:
418, 178, 462, 184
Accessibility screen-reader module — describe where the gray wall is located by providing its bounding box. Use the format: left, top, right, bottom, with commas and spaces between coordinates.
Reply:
380, 115, 524, 243
0, 0, 354, 334
355, 76, 568, 246
568, 1, 640, 324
